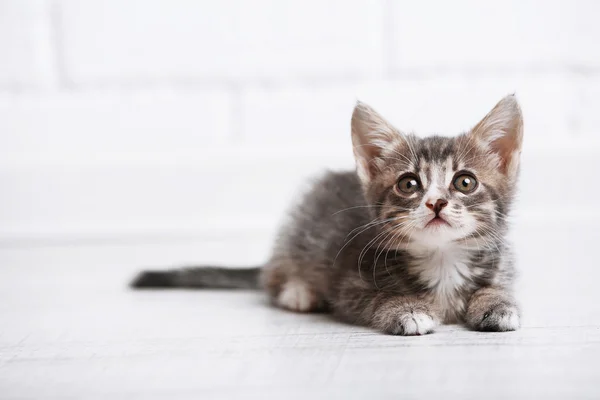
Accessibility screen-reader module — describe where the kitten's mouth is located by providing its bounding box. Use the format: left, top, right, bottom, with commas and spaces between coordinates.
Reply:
426, 216, 451, 228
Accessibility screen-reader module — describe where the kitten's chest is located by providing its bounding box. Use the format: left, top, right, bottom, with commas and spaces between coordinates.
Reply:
410, 248, 475, 322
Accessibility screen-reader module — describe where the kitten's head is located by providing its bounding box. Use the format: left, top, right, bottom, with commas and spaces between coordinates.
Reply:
351, 95, 523, 248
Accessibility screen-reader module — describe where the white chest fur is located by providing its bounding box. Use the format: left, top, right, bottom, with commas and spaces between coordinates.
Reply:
409, 246, 473, 322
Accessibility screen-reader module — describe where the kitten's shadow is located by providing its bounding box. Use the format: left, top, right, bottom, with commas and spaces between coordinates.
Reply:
252, 294, 375, 332
252, 295, 471, 335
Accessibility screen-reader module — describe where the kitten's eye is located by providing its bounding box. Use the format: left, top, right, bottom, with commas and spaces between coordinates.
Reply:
453, 174, 478, 193
396, 174, 421, 195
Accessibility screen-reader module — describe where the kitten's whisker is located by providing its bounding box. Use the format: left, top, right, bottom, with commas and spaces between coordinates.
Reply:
358, 228, 396, 288
333, 216, 405, 278
471, 226, 504, 253
456, 133, 477, 164
382, 229, 403, 278
479, 228, 508, 248
345, 215, 410, 239
373, 227, 400, 283
332, 204, 387, 216
377, 155, 413, 165
335, 215, 407, 282
462, 194, 510, 210
384, 221, 410, 260
388, 149, 414, 166
404, 135, 420, 167
394, 219, 419, 247
456, 132, 484, 166
331, 199, 414, 217
374, 219, 418, 286
404, 220, 418, 252
457, 224, 471, 249
345, 216, 405, 239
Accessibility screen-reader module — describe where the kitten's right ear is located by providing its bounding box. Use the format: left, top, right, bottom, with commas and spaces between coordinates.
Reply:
351, 101, 402, 183
469, 94, 524, 177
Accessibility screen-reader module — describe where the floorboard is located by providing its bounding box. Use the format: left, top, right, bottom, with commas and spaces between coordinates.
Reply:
0, 238, 598, 399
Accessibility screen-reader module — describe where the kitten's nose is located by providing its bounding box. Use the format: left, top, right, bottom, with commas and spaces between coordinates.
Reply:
426, 199, 448, 215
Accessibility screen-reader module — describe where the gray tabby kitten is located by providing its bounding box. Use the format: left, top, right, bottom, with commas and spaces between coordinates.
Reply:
131, 95, 523, 335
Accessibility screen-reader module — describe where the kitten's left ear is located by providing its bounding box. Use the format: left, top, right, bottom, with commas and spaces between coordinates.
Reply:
470, 95, 524, 176
351, 101, 403, 184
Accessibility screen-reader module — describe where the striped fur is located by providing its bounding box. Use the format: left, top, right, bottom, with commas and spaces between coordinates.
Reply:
132, 95, 524, 335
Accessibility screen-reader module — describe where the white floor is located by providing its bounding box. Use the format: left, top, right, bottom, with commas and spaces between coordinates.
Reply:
1, 223, 599, 399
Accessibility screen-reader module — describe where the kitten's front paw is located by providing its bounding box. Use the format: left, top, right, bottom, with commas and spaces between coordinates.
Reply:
388, 311, 436, 336
472, 304, 520, 332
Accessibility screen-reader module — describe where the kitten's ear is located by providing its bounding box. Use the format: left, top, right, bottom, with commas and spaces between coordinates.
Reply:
470, 95, 524, 176
351, 101, 402, 183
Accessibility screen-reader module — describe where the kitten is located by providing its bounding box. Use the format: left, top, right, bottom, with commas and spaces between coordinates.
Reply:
131, 95, 523, 335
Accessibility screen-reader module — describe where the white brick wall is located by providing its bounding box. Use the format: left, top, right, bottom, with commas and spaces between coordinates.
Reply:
59, 0, 384, 84
0, 0, 57, 88
389, 0, 600, 70
0, 89, 232, 157
0, 0, 599, 246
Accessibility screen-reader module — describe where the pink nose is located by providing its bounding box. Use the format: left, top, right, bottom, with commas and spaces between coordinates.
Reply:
426, 199, 448, 215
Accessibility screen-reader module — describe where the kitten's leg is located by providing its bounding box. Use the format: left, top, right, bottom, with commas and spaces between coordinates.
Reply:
371, 294, 441, 335
465, 287, 520, 332
334, 280, 441, 335
260, 261, 326, 313
274, 279, 322, 312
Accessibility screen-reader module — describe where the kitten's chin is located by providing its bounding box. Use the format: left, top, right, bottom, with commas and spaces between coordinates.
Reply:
425, 216, 451, 228
410, 223, 462, 248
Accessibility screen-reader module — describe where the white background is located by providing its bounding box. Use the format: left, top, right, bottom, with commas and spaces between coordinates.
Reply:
1, 0, 599, 262
2, 3, 600, 397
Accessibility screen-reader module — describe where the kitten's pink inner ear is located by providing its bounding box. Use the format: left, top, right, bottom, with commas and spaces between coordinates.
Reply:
470, 95, 524, 174
351, 101, 401, 182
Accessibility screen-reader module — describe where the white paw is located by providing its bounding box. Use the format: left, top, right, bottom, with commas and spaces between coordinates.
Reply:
495, 309, 520, 331
392, 312, 436, 336
277, 281, 314, 312
478, 305, 520, 332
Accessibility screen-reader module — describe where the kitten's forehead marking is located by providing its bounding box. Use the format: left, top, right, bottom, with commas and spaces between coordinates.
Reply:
445, 157, 455, 185
423, 161, 448, 203
420, 162, 431, 187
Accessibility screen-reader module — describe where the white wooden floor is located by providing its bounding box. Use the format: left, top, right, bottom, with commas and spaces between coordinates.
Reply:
1, 221, 599, 399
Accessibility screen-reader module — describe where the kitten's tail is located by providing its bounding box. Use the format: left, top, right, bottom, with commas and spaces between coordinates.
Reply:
129, 266, 262, 290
